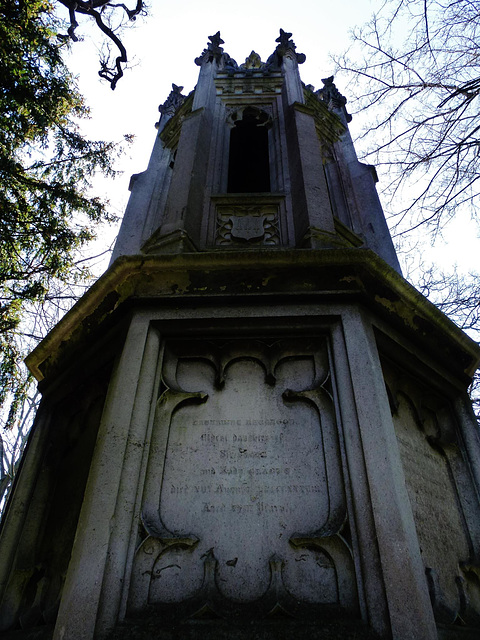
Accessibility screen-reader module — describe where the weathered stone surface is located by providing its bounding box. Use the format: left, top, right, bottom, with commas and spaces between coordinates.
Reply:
130, 338, 356, 618
106, 616, 380, 640
1, 626, 54, 640
111, 28, 400, 270
2, 30, 480, 640
382, 357, 480, 629
24, 250, 480, 384
0, 361, 113, 635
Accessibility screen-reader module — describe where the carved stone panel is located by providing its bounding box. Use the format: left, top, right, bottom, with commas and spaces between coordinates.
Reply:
129, 338, 357, 620
0, 365, 111, 632
214, 200, 281, 246
382, 360, 480, 628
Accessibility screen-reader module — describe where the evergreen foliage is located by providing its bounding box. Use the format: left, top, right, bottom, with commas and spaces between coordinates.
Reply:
0, 0, 120, 428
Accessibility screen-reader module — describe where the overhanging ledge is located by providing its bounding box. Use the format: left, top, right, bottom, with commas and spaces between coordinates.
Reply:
25, 249, 480, 382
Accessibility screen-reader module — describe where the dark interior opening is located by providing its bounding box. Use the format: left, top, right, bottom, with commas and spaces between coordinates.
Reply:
227, 108, 271, 193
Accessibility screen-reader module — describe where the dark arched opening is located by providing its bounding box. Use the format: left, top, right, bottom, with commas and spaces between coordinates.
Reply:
227, 107, 271, 193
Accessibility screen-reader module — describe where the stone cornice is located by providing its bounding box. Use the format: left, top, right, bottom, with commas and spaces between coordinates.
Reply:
26, 249, 480, 383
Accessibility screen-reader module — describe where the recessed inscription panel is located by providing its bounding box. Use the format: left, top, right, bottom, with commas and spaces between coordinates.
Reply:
393, 398, 470, 619
382, 355, 480, 627
132, 339, 355, 618
161, 358, 327, 601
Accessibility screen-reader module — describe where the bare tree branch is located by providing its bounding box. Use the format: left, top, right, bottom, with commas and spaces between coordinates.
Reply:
334, 1, 480, 421
57, 1, 145, 89
334, 0, 480, 235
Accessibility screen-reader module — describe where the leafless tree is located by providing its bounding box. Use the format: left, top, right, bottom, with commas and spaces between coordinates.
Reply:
57, 1, 146, 89
1, 389, 40, 514
0, 245, 114, 519
414, 265, 480, 419
334, 0, 480, 236
335, 1, 480, 421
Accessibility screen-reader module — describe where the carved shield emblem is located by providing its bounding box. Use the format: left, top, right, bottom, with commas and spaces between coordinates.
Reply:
230, 215, 265, 242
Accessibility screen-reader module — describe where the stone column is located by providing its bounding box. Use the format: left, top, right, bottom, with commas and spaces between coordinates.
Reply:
156, 43, 220, 253
280, 41, 336, 247
52, 314, 156, 640
340, 308, 438, 639
285, 102, 337, 246
281, 51, 304, 106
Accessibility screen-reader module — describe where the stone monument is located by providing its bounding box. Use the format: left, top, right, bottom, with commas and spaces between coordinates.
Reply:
1, 30, 480, 640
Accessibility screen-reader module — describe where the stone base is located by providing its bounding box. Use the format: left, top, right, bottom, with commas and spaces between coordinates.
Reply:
107, 616, 379, 640
2, 250, 479, 640
3, 620, 480, 640
0, 626, 54, 640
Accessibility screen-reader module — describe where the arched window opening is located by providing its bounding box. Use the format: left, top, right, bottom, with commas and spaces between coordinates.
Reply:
227, 107, 271, 193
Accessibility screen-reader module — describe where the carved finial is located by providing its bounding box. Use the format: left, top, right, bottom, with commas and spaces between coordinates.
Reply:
195, 31, 226, 65
275, 29, 293, 48
267, 29, 306, 68
317, 76, 352, 123
156, 83, 185, 126
208, 31, 224, 50
158, 84, 185, 116
241, 51, 264, 70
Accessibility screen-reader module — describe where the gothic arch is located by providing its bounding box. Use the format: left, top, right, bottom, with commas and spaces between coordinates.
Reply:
227, 106, 272, 193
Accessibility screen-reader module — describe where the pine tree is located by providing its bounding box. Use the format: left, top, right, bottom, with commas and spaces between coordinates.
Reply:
0, 0, 121, 425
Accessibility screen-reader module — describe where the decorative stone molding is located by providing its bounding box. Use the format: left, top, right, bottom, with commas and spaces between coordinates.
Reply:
156, 83, 186, 125
128, 336, 357, 619
240, 51, 264, 70
195, 31, 226, 66
316, 76, 352, 124
158, 93, 194, 149
225, 105, 273, 129
265, 29, 306, 69
212, 195, 284, 247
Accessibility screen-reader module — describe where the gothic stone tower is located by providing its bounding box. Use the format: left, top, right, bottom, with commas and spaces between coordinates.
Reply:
1, 31, 480, 640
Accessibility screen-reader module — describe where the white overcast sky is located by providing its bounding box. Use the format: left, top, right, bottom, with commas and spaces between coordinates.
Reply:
62, 0, 479, 277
